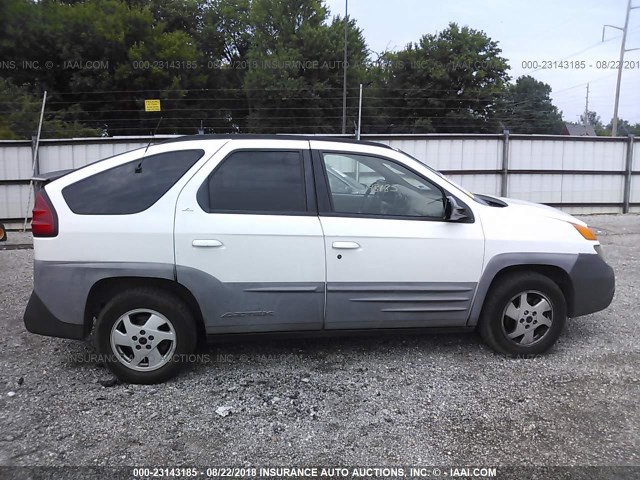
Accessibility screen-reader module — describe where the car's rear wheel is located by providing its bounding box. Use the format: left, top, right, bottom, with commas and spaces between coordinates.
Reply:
95, 288, 197, 384
479, 272, 566, 356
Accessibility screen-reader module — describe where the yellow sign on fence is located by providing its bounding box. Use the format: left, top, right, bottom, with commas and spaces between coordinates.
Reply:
144, 99, 161, 112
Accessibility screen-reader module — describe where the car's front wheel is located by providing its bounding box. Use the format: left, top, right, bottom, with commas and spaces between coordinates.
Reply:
95, 288, 198, 384
479, 272, 566, 356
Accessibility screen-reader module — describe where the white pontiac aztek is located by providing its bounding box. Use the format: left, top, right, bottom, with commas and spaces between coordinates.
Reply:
24, 135, 615, 383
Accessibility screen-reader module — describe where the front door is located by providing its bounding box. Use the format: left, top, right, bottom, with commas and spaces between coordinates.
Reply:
313, 147, 485, 329
174, 140, 325, 334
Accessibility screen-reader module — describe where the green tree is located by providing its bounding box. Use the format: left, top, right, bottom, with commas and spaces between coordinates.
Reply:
501, 75, 564, 134
193, 0, 256, 133
1, 1, 544, 137
1, 0, 210, 136
0, 78, 99, 139
372, 23, 510, 133
243, 0, 369, 133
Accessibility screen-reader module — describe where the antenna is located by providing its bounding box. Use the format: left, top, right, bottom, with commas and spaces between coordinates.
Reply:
135, 116, 163, 174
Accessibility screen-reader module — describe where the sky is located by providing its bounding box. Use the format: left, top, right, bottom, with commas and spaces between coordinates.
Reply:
324, 0, 640, 125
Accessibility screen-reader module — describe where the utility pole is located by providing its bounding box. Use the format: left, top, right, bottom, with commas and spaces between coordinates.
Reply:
583, 83, 590, 126
341, 0, 348, 134
602, 0, 640, 136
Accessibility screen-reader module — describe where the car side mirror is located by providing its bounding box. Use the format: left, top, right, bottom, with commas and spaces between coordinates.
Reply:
445, 195, 471, 222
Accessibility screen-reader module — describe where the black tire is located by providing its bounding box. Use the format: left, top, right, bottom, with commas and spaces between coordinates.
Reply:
95, 287, 198, 384
478, 272, 566, 357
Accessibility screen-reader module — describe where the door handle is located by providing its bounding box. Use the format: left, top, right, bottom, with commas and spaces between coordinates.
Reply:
192, 239, 223, 248
332, 241, 360, 250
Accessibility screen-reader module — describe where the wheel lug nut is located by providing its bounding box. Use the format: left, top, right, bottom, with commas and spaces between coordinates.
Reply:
135, 345, 141, 350
132, 336, 137, 341
149, 335, 154, 340
146, 345, 151, 349
140, 330, 145, 335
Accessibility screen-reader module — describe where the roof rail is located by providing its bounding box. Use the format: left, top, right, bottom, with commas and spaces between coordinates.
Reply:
159, 134, 393, 149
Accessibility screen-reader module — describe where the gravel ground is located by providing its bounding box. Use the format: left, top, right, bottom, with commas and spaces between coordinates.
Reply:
0, 215, 638, 468
1, 231, 32, 246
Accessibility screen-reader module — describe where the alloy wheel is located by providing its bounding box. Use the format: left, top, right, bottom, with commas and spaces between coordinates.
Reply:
501, 290, 554, 346
110, 309, 177, 371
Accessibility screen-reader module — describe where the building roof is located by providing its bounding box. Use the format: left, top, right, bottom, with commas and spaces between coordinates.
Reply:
563, 123, 597, 136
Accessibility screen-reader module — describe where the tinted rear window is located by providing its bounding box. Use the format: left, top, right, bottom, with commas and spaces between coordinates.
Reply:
197, 150, 307, 213
63, 149, 204, 214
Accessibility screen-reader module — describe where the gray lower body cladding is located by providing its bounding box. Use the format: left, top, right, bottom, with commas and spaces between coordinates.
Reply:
177, 266, 476, 332
466, 252, 615, 325
568, 252, 615, 317
24, 260, 175, 339
325, 282, 476, 329
24, 253, 614, 340
23, 290, 87, 339
176, 265, 324, 334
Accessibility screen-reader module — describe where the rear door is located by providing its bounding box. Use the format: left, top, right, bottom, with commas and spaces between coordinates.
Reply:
311, 142, 485, 329
174, 140, 325, 334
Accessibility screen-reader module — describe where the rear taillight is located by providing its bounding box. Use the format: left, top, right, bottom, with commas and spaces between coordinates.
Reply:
32, 190, 58, 237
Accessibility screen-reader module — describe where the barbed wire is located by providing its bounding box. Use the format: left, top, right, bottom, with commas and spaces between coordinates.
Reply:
4, 86, 625, 137
43, 87, 516, 96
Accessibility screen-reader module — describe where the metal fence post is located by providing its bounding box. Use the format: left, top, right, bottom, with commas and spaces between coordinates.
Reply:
31, 135, 40, 176
501, 129, 510, 197
623, 134, 635, 214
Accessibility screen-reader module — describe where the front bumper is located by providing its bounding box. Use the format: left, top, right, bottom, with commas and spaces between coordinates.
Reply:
568, 253, 615, 317
23, 291, 87, 340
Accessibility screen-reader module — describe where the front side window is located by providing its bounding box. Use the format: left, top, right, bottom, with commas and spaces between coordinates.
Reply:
322, 153, 445, 218
198, 150, 307, 214
63, 149, 204, 215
